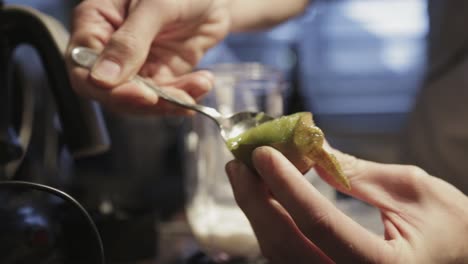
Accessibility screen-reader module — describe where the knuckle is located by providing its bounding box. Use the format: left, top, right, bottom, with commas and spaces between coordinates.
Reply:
72, 6, 82, 18
394, 165, 431, 199
401, 165, 428, 184
72, 2, 86, 17
107, 32, 141, 60
306, 211, 333, 236
337, 151, 359, 176
312, 211, 332, 228
73, 1, 97, 18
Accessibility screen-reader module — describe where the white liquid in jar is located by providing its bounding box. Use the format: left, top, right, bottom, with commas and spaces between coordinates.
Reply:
186, 197, 260, 259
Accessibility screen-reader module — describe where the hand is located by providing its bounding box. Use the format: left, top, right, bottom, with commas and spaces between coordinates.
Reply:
67, 0, 230, 114
225, 146, 468, 263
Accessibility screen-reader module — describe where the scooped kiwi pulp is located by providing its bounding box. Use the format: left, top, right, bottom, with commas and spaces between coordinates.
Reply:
226, 112, 351, 189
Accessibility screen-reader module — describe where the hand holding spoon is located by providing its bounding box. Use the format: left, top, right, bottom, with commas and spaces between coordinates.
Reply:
70, 46, 274, 140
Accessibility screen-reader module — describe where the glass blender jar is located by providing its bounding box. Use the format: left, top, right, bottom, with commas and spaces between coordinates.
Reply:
184, 63, 284, 262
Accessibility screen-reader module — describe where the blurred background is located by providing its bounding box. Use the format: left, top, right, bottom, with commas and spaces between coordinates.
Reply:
212, 0, 428, 164
2, 0, 466, 263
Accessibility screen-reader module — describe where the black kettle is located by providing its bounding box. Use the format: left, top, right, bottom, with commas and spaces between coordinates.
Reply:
0, 4, 109, 264
0, 4, 110, 168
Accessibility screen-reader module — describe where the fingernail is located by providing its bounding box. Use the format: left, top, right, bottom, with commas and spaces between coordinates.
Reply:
199, 71, 215, 82
92, 59, 121, 83
140, 84, 158, 104
252, 146, 267, 162
200, 75, 211, 86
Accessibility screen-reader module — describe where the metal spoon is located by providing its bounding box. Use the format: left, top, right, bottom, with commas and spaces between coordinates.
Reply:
70, 46, 274, 140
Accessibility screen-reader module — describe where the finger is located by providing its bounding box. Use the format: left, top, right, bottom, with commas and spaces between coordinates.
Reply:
81, 67, 213, 116
67, 0, 122, 100
144, 44, 198, 79
252, 147, 390, 263
139, 71, 214, 114
105, 71, 213, 116
68, 0, 120, 51
161, 70, 214, 100
316, 146, 429, 212
90, 0, 169, 87
109, 81, 159, 106
105, 81, 194, 115
225, 160, 333, 264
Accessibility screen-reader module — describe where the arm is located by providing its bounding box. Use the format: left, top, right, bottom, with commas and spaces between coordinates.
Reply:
227, 0, 310, 32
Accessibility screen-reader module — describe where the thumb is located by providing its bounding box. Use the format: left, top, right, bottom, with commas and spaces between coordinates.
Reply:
317, 145, 429, 210
91, 0, 166, 87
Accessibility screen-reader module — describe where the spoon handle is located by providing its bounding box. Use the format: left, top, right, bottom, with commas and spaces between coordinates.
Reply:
70, 46, 223, 124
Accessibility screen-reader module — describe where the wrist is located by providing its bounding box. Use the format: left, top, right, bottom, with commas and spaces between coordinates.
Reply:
226, 0, 309, 32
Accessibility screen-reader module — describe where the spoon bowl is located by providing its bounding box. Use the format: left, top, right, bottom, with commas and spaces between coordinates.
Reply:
70, 47, 275, 141
219, 111, 274, 140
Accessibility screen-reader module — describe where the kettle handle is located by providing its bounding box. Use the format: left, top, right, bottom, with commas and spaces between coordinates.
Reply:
0, 5, 110, 159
